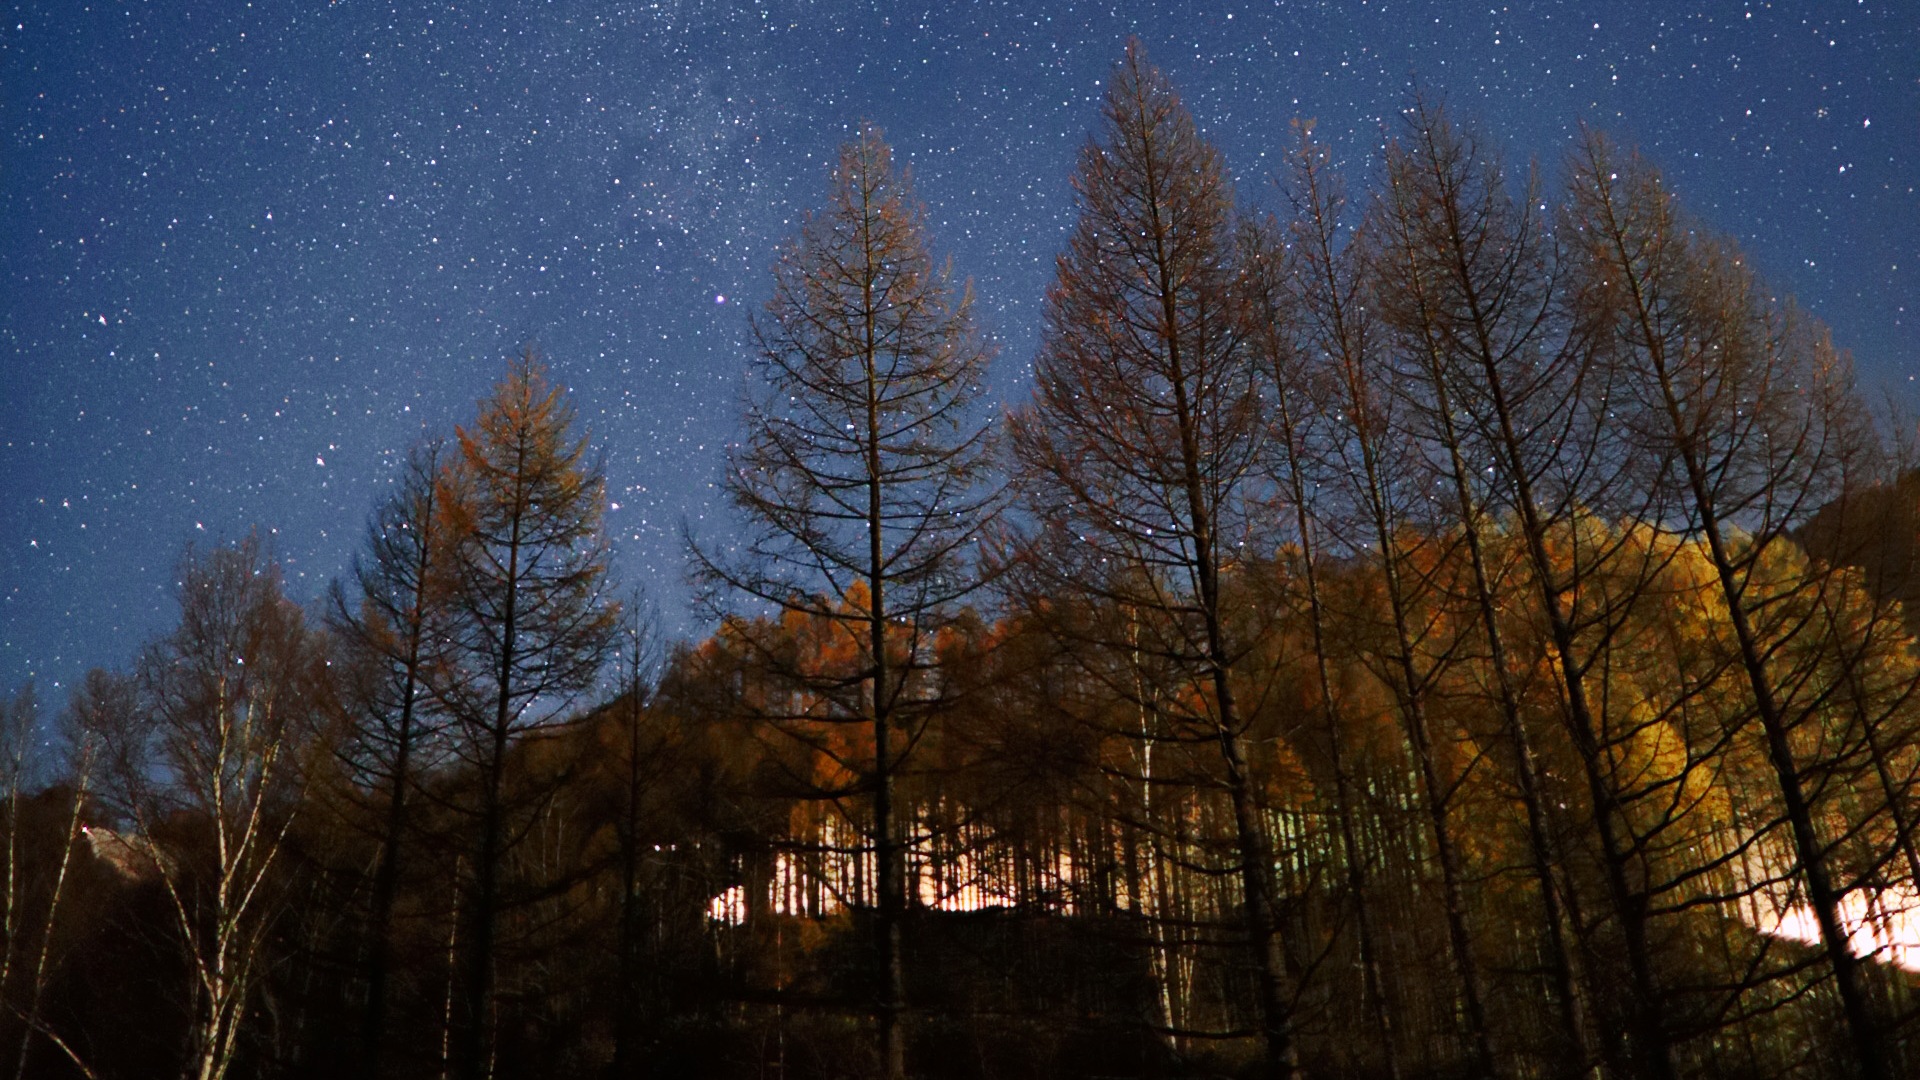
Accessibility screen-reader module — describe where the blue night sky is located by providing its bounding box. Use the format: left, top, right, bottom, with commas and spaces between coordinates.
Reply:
4, 0, 1915, 696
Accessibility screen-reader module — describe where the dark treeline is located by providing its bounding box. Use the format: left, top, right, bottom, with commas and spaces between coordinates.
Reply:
5, 44, 1919, 1080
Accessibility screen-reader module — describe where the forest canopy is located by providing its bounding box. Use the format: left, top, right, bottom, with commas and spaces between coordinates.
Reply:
4, 44, 1918, 1080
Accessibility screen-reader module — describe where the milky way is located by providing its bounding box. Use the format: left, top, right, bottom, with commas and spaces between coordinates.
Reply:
4, 0, 1914, 695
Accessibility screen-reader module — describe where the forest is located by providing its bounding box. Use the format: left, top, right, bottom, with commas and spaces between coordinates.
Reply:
4, 44, 1919, 1080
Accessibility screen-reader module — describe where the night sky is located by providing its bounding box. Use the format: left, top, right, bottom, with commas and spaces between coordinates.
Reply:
4, 0, 1915, 697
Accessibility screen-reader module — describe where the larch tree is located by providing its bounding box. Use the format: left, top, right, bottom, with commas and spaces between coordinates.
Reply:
1566, 133, 1893, 1080
1368, 103, 1625, 1080
327, 436, 452, 1079
1007, 42, 1299, 1080
434, 350, 619, 1080
0, 682, 36, 1006
1241, 127, 1402, 1080
693, 122, 1001, 1080
1273, 120, 1498, 1078
609, 589, 665, 1080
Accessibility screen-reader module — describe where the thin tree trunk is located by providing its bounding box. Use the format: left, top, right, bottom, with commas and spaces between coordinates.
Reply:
1390, 241, 1603, 1077
12, 763, 89, 1080
863, 216, 908, 1080
1673, 443, 1888, 1080
1377, 114, 1670, 1077
457, 511, 519, 1080
1423, 390, 1596, 1078
361, 637, 424, 1078
1576, 145, 1889, 1078
1356, 426, 1497, 1078
1268, 356, 1401, 1080
613, 670, 647, 1079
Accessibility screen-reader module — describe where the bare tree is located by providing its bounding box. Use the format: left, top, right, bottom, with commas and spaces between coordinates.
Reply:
1007, 42, 1301, 1080
1566, 131, 1893, 1080
1266, 114, 1501, 1077
0, 683, 36, 1004
328, 436, 452, 1078
609, 589, 664, 1080
1238, 184, 1401, 1080
96, 535, 329, 1080
694, 123, 1000, 1080
1367, 103, 1660, 1079
2, 671, 116, 1080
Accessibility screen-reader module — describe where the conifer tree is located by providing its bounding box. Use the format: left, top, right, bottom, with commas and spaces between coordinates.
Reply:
1008, 42, 1299, 1080
1266, 115, 1497, 1079
694, 123, 1000, 1080
1242, 134, 1404, 1078
1566, 134, 1892, 1080
328, 437, 451, 1078
435, 350, 618, 1080
1368, 104, 1621, 1079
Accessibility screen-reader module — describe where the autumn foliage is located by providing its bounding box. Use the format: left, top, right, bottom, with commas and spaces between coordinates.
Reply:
4, 42, 1919, 1080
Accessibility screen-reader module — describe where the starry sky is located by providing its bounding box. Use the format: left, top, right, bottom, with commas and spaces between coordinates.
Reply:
4, 0, 1915, 697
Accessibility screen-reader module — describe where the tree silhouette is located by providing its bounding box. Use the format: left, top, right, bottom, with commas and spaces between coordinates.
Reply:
1567, 132, 1892, 1080
1008, 41, 1300, 1080
328, 436, 453, 1078
101, 536, 329, 1080
433, 350, 618, 1080
694, 124, 1000, 1080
